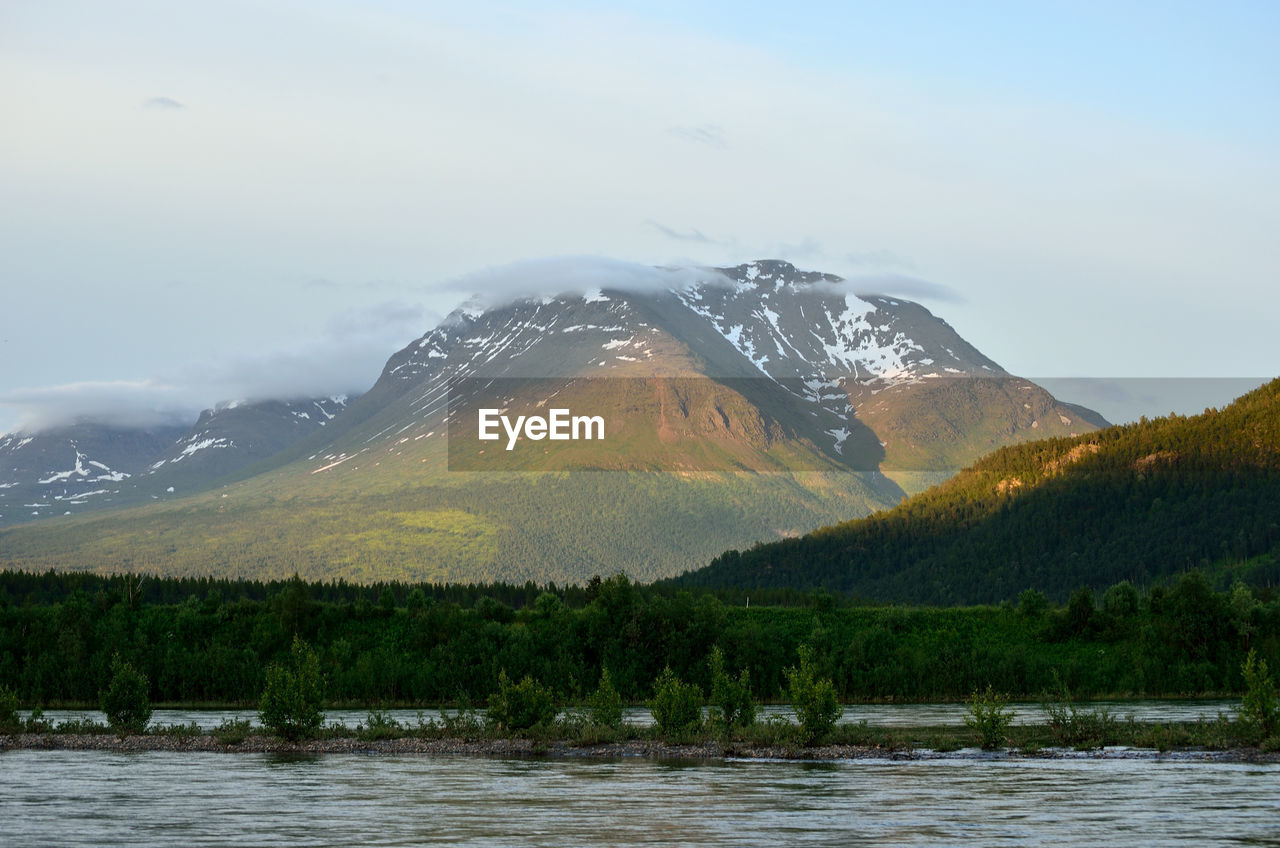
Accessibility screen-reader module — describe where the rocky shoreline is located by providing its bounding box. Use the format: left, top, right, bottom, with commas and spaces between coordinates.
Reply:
3, 733, 1277, 763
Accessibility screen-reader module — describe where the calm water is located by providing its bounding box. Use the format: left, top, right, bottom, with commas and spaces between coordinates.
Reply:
1, 750, 1277, 846
21, 698, 1240, 732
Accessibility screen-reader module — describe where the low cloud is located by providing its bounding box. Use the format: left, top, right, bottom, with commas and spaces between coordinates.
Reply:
437, 257, 962, 313
0, 380, 202, 433
1, 300, 438, 434
762, 271, 962, 304
169, 299, 437, 406
437, 256, 735, 308
143, 96, 186, 110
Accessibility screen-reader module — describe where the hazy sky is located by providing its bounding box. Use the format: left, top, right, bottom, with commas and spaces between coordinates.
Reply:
3, 1, 1277, 432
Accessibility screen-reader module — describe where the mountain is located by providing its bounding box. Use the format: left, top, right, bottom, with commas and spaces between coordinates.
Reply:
0, 396, 349, 524
673, 377, 1280, 604
323, 260, 1100, 477
0, 424, 186, 523
0, 260, 1104, 584
137, 396, 350, 496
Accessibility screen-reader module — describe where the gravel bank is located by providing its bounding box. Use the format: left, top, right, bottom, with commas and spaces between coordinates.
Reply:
2, 733, 1277, 762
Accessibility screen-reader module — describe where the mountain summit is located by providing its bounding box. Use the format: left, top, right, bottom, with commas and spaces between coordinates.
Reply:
0, 260, 1105, 584
360, 259, 1102, 479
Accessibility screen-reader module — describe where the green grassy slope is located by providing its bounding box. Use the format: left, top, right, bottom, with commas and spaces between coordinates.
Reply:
674, 378, 1280, 603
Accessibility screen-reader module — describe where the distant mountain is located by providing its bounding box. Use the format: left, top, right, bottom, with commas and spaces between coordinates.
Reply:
673, 377, 1280, 604
0, 424, 185, 522
138, 396, 350, 496
0, 260, 1104, 584
0, 396, 349, 524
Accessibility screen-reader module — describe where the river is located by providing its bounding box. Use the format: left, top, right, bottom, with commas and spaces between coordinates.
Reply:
2, 748, 1277, 846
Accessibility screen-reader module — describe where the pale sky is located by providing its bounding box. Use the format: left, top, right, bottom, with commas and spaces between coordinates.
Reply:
2, 1, 1277, 432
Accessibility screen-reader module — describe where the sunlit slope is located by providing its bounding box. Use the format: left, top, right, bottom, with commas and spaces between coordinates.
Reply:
675, 378, 1280, 603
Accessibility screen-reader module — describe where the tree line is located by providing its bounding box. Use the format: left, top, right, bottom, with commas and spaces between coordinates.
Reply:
1, 569, 1276, 706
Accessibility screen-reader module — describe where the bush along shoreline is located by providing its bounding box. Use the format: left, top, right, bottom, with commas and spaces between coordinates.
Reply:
2, 647, 1278, 761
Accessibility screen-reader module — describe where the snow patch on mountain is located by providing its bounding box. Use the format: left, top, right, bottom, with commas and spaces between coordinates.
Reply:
37, 448, 130, 484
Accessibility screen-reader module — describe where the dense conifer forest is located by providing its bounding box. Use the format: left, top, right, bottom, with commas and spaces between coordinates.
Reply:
1, 570, 1275, 706
676, 378, 1280, 603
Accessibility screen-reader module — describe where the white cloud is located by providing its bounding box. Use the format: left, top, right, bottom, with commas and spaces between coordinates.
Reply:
435, 256, 734, 308
0, 300, 438, 434
0, 380, 197, 433
846, 274, 963, 304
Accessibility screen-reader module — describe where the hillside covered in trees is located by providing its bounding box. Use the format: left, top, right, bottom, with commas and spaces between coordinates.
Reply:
674, 378, 1280, 604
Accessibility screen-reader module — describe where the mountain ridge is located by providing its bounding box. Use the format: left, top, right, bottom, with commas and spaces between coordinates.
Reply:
0, 396, 350, 524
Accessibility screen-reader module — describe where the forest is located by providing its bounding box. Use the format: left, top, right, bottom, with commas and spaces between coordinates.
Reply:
676, 378, 1280, 603
1, 568, 1276, 707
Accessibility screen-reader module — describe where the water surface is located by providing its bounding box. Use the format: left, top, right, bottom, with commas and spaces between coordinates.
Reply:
1, 750, 1276, 846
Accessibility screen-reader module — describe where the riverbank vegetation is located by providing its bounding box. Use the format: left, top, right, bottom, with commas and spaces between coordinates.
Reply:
3, 707, 1278, 757
2, 569, 1277, 714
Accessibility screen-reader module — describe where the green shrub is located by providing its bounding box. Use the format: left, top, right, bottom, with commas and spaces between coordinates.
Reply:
258, 636, 325, 741
24, 706, 48, 734
1040, 676, 1117, 748
786, 644, 839, 745
737, 713, 799, 748
648, 667, 703, 737
1240, 649, 1278, 740
708, 646, 756, 731
0, 684, 19, 733
155, 721, 202, 743
588, 668, 624, 730
357, 709, 404, 741
570, 720, 627, 745
487, 671, 557, 733
100, 655, 152, 735
964, 685, 1014, 750
54, 717, 110, 735
213, 717, 252, 745
409, 712, 440, 738
440, 704, 484, 739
